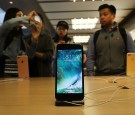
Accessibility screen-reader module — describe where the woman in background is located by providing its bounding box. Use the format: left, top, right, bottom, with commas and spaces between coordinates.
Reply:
0, 7, 39, 77
27, 13, 55, 77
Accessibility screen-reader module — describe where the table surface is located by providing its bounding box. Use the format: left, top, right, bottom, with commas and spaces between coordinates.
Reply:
0, 76, 135, 115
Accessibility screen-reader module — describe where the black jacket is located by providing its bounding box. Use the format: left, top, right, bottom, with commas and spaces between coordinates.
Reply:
53, 34, 71, 43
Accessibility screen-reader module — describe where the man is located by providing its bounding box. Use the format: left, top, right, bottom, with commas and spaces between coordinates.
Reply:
52, 21, 71, 76
53, 21, 71, 44
86, 4, 135, 76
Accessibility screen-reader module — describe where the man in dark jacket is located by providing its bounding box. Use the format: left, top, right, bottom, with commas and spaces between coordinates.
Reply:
53, 21, 71, 44
86, 4, 135, 76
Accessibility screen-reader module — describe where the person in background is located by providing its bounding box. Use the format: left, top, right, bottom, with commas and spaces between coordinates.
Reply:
86, 4, 135, 76
52, 21, 72, 76
27, 13, 55, 77
53, 20, 71, 45
0, 7, 39, 77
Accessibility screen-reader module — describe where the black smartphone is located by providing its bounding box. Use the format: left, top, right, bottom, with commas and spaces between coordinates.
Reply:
55, 44, 84, 101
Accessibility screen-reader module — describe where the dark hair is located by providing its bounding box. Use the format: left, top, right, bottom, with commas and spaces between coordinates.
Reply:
56, 21, 69, 30
3, 7, 21, 22
98, 4, 116, 14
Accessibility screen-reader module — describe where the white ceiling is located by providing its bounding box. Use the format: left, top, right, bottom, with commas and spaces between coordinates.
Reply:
37, 0, 135, 38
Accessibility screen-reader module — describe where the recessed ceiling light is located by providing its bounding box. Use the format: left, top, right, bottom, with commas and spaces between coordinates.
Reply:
71, 18, 98, 30
9, 1, 13, 4
73, 36, 90, 43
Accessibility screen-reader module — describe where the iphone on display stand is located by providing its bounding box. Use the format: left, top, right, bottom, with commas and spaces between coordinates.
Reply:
55, 44, 84, 106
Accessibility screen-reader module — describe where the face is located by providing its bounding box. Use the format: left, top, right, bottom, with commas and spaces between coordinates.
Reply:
56, 26, 68, 38
34, 16, 43, 32
99, 8, 115, 27
15, 11, 23, 27
36, 20, 43, 32
16, 11, 23, 18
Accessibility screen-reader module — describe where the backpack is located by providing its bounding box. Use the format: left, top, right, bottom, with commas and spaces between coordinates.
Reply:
93, 28, 127, 55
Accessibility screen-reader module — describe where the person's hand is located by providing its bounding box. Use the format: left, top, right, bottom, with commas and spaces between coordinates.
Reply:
58, 40, 65, 44
27, 10, 37, 21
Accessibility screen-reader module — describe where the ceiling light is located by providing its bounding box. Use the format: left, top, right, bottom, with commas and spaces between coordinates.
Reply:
73, 0, 76, 2
9, 1, 13, 4
71, 18, 98, 30
73, 36, 90, 43
83, 0, 85, 2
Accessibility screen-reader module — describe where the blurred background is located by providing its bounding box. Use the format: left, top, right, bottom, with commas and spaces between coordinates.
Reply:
0, 0, 135, 50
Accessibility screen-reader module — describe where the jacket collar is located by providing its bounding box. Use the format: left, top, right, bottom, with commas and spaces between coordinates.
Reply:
101, 22, 118, 32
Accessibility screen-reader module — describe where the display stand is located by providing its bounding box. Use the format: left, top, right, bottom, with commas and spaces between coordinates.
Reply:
55, 100, 84, 106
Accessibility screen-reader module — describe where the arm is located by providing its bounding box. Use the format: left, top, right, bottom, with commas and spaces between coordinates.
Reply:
0, 17, 29, 40
86, 35, 95, 76
0, 17, 30, 56
0, 17, 29, 35
126, 31, 135, 52
23, 35, 38, 58
25, 33, 54, 60
35, 34, 54, 61
0, 11, 39, 42
34, 49, 53, 61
